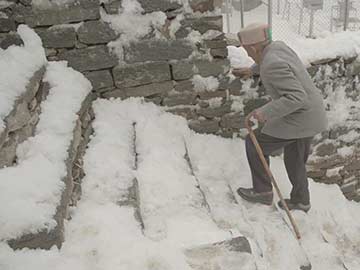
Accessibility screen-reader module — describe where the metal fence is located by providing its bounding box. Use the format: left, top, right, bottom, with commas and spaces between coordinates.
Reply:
221, 0, 360, 41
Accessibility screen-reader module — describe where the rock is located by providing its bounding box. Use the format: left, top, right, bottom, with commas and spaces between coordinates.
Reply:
102, 88, 126, 99
45, 48, 57, 57
0, 33, 23, 49
198, 90, 226, 100
198, 103, 232, 118
5, 101, 31, 132
205, 39, 227, 49
36, 27, 76, 48
163, 93, 196, 107
77, 20, 118, 45
124, 39, 193, 63
113, 62, 171, 88
13, 0, 100, 27
349, 60, 360, 76
137, 0, 182, 13
189, 119, 219, 134
189, 0, 214, 12
166, 107, 197, 120
185, 236, 251, 270
315, 142, 337, 157
307, 167, 326, 179
175, 80, 194, 92
171, 61, 195, 81
175, 27, 191, 39
58, 45, 118, 72
78, 93, 96, 118
210, 48, 228, 58
84, 70, 114, 91
125, 81, 173, 97
329, 126, 349, 139
194, 59, 230, 77
308, 154, 345, 170
0, 18, 16, 32
19, 0, 32, 5
341, 180, 358, 194
144, 95, 162, 105
307, 65, 319, 77
228, 77, 243, 92
103, 0, 122, 14
220, 112, 246, 129
181, 16, 222, 34
0, 135, 17, 168
225, 33, 241, 47
344, 159, 360, 172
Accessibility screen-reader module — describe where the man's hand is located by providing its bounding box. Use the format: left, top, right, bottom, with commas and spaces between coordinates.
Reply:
232, 68, 252, 79
250, 109, 266, 123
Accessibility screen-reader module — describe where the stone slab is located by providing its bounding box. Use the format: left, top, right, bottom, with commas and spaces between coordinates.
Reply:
137, 0, 182, 13
0, 18, 16, 32
194, 59, 230, 77
124, 39, 193, 63
36, 27, 76, 48
104, 0, 122, 14
13, 0, 100, 27
125, 81, 173, 97
181, 15, 222, 34
77, 20, 118, 45
84, 70, 114, 91
171, 61, 195, 81
189, 119, 219, 134
113, 62, 171, 88
58, 45, 118, 72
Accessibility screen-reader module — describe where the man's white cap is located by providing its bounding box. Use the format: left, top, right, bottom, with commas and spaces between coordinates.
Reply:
237, 23, 272, 46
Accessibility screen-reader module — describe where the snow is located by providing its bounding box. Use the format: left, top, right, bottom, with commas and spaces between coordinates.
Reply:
1, 98, 360, 270
0, 61, 91, 241
225, 1, 360, 66
0, 25, 46, 134
101, 0, 167, 62
227, 45, 254, 68
337, 145, 354, 157
191, 74, 219, 92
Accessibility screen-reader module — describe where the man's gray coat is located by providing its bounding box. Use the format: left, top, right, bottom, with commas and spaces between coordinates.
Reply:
258, 41, 328, 139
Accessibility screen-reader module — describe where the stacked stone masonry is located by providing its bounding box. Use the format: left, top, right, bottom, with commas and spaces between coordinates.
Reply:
1, 0, 360, 250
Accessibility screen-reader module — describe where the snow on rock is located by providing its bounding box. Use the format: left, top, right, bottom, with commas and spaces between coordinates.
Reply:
0, 25, 46, 134
227, 31, 360, 68
0, 61, 91, 241
101, 0, 167, 61
227, 45, 254, 68
191, 74, 219, 92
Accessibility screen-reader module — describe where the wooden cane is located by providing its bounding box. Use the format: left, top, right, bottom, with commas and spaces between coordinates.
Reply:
245, 115, 302, 240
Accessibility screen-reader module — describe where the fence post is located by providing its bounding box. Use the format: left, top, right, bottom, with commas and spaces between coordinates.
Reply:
225, 0, 231, 33
268, 0, 273, 29
344, 0, 350, 31
277, 0, 281, 14
240, 0, 245, 28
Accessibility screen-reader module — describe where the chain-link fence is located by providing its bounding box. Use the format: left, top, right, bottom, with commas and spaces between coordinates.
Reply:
221, 0, 360, 42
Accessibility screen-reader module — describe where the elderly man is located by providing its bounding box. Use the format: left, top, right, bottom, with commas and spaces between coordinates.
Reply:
236, 23, 328, 212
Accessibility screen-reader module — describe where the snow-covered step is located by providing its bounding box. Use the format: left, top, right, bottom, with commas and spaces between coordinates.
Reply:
133, 106, 231, 244
187, 134, 313, 270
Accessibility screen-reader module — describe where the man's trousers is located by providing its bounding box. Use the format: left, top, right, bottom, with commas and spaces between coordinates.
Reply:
245, 129, 313, 204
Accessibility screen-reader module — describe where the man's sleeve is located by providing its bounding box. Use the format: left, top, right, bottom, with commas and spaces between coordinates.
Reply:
258, 60, 307, 120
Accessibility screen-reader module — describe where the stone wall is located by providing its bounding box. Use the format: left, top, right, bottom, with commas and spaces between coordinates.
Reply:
0, 67, 45, 168
307, 57, 360, 201
8, 91, 95, 250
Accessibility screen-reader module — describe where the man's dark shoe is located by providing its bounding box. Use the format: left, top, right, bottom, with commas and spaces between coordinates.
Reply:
237, 187, 273, 205
278, 199, 311, 213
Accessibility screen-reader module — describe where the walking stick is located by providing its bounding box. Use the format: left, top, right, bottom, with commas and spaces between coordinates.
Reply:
245, 115, 302, 240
